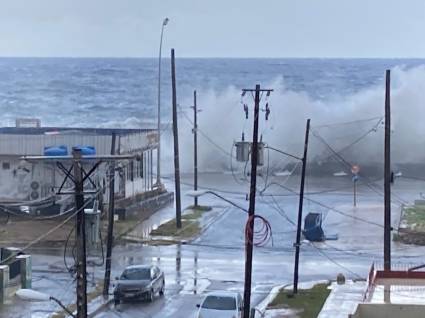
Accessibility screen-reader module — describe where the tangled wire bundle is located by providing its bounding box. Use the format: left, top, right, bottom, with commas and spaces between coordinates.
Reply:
245, 214, 273, 247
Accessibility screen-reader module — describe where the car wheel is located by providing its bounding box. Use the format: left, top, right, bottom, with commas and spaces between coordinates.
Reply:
148, 289, 154, 302
159, 281, 165, 296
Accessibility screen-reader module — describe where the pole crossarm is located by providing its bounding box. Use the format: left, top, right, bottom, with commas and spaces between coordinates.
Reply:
81, 161, 103, 187
56, 162, 75, 194
241, 89, 274, 92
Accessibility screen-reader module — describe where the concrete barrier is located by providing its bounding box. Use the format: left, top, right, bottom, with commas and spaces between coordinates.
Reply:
16, 255, 31, 289
0, 265, 9, 304
116, 192, 174, 220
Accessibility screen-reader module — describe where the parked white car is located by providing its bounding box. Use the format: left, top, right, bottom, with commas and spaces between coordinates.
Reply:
196, 291, 243, 318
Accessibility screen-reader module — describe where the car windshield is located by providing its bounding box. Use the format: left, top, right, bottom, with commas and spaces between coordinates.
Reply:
201, 295, 236, 310
120, 268, 151, 280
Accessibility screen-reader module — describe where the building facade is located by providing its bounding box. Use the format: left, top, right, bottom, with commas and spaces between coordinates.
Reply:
0, 123, 158, 215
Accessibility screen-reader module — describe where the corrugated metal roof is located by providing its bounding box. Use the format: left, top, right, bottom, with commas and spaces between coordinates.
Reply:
0, 126, 155, 135
0, 129, 158, 155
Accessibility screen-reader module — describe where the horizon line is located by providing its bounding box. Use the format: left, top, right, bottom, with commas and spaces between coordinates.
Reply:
0, 56, 425, 60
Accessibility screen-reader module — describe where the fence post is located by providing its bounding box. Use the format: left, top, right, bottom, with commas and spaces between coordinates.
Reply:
16, 255, 32, 289
0, 265, 9, 304
250, 308, 256, 318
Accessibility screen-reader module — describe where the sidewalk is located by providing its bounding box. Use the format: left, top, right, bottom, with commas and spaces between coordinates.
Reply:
318, 281, 366, 318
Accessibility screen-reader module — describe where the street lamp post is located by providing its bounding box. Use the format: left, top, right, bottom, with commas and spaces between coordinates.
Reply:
155, 17, 169, 188
16, 289, 76, 318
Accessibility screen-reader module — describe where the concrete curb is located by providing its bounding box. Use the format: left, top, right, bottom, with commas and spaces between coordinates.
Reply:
255, 284, 287, 316
189, 206, 229, 243
121, 206, 228, 246
255, 281, 330, 317
87, 296, 113, 318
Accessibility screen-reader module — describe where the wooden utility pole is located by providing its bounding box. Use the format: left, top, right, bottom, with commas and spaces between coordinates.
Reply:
192, 90, 199, 207
384, 69, 391, 271
242, 85, 273, 318
73, 148, 88, 318
171, 48, 182, 229
293, 119, 311, 294
103, 132, 116, 296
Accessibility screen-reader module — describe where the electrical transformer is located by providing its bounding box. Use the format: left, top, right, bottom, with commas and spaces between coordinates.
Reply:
235, 141, 251, 162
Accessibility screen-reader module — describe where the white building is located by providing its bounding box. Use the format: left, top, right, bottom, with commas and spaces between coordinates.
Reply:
0, 120, 158, 215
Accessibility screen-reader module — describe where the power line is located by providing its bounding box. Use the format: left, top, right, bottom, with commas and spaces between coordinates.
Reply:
313, 116, 383, 129
309, 242, 364, 279
266, 181, 385, 228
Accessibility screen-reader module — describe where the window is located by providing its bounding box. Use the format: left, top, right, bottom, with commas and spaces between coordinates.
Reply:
120, 268, 151, 280
140, 153, 144, 178
130, 161, 134, 181
201, 296, 236, 310
2, 162, 10, 170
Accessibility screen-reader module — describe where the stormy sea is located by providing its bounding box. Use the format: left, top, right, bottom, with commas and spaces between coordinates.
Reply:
1, 58, 425, 176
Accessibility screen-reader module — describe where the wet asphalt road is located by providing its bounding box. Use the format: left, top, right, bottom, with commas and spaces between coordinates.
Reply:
4, 174, 425, 317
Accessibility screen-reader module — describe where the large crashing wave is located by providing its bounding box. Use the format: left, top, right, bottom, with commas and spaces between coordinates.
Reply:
153, 65, 425, 174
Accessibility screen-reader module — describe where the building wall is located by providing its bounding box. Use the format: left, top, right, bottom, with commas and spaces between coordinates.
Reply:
0, 131, 157, 156
351, 303, 425, 318
0, 130, 158, 203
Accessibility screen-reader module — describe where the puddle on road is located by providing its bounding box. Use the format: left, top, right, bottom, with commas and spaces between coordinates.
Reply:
120, 244, 209, 295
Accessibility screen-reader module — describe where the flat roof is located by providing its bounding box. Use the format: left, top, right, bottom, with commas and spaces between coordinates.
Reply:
0, 127, 156, 136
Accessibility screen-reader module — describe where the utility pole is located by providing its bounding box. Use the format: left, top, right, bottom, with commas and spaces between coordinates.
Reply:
22, 150, 134, 318
292, 119, 311, 294
73, 148, 88, 318
171, 48, 182, 229
192, 90, 199, 208
384, 69, 391, 272
103, 132, 116, 296
242, 84, 273, 318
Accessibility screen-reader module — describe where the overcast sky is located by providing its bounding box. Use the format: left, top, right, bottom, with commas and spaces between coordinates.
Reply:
1, 0, 424, 58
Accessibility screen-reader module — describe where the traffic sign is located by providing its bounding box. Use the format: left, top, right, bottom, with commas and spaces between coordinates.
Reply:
351, 165, 360, 175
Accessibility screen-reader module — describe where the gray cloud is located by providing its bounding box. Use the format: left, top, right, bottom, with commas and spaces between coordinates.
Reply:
0, 0, 424, 57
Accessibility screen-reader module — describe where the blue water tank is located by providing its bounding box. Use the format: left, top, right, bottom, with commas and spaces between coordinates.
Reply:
73, 146, 96, 155
44, 145, 68, 156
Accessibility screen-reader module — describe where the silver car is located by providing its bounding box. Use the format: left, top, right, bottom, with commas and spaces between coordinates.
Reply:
196, 291, 243, 318
113, 265, 165, 305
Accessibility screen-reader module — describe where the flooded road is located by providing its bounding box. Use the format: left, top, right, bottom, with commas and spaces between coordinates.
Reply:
3, 174, 425, 317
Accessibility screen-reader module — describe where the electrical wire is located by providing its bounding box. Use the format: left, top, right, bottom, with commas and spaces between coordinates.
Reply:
178, 105, 235, 158
318, 117, 383, 163
311, 128, 409, 206
309, 242, 364, 279
0, 156, 129, 265
266, 181, 385, 228
64, 224, 76, 274
313, 116, 383, 129
245, 214, 273, 247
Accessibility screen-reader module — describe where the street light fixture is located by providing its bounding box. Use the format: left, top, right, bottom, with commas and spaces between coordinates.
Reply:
16, 289, 76, 317
155, 17, 170, 188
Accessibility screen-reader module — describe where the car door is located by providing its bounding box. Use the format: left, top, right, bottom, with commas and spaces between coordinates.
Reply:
238, 294, 243, 317
151, 266, 160, 292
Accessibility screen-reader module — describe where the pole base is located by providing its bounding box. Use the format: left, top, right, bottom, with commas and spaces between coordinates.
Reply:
153, 181, 164, 190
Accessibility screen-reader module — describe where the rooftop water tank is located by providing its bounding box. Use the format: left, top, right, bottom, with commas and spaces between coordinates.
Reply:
44, 145, 68, 156
73, 146, 96, 156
